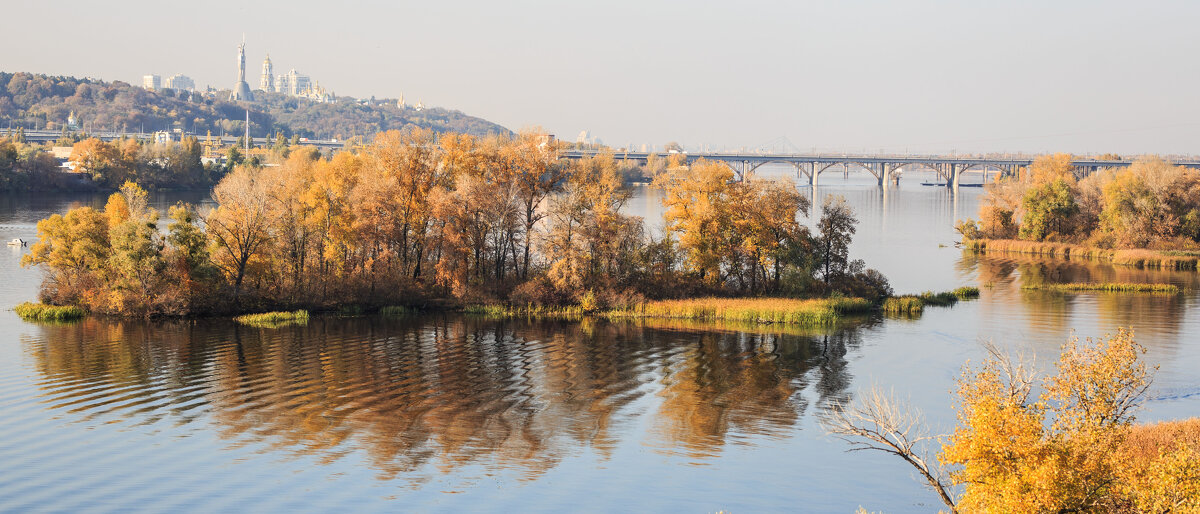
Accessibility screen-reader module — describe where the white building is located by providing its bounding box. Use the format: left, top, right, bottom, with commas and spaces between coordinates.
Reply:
164, 74, 195, 91
259, 55, 274, 92
275, 68, 312, 97
143, 74, 161, 90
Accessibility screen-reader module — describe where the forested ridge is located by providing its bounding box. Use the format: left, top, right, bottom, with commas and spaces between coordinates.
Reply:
0, 71, 508, 139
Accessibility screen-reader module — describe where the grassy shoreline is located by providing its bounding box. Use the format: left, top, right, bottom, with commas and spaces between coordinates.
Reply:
467, 297, 873, 326
965, 238, 1200, 270
14, 302, 87, 322
1022, 282, 1180, 294
15, 291, 982, 328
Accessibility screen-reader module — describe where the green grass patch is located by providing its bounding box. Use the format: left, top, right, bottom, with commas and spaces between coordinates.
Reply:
1022, 282, 1180, 294
379, 305, 411, 317
235, 310, 310, 327
337, 305, 365, 317
951, 286, 980, 299
882, 296, 925, 315
883, 287, 979, 317
14, 302, 86, 322
919, 291, 960, 306
465, 304, 588, 319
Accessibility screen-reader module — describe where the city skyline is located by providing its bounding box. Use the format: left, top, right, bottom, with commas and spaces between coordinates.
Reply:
3, 0, 1200, 155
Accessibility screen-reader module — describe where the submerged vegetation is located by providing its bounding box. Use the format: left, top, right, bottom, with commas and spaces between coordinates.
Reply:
881, 287, 980, 316
20, 129, 891, 318
1022, 282, 1180, 294
234, 310, 310, 327
379, 306, 411, 317
825, 329, 1200, 511
13, 302, 86, 322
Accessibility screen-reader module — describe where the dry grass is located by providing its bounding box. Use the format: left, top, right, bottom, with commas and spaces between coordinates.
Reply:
606, 296, 873, 326
1123, 418, 1200, 462
966, 239, 1200, 270
472, 297, 873, 327
1022, 282, 1180, 294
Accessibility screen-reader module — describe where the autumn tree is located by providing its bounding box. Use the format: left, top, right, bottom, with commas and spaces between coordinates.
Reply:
1018, 178, 1078, 241
654, 159, 735, 285
816, 195, 856, 286
206, 164, 274, 301
825, 329, 1200, 512
21, 206, 110, 306
105, 182, 166, 314
69, 138, 124, 182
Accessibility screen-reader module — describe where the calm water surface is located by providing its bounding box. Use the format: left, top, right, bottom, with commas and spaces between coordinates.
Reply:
1, 171, 1197, 512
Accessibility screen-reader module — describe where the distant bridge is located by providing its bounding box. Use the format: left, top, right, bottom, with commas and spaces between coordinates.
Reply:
560, 150, 1200, 188
15, 129, 346, 151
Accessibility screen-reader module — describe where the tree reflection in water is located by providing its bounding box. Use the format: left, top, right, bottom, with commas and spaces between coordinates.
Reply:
24, 315, 866, 483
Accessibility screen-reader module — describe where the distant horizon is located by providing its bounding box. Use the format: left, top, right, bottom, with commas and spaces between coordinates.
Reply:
4, 0, 1199, 156
6, 64, 1200, 159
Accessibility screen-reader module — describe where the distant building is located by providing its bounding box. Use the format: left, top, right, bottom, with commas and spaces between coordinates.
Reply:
275, 68, 311, 97
415, 100, 424, 112
143, 74, 161, 90
164, 74, 194, 91
259, 55, 274, 92
66, 111, 79, 130
397, 93, 405, 108
229, 37, 255, 102
153, 131, 173, 144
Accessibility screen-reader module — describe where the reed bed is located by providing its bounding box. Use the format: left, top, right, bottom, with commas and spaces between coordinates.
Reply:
919, 291, 960, 306
14, 302, 86, 322
464, 304, 588, 319
951, 286, 981, 299
882, 286, 980, 317
966, 239, 1200, 270
234, 310, 310, 327
470, 297, 872, 326
607, 297, 873, 325
881, 296, 924, 315
1022, 282, 1180, 294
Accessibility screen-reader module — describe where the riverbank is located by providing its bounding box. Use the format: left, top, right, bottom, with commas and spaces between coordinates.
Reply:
17, 289, 984, 327
964, 239, 1200, 270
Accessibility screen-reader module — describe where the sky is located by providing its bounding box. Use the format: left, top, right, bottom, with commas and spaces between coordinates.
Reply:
5, 0, 1200, 155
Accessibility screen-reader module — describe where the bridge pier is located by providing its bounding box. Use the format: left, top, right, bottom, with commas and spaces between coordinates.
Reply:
947, 163, 959, 190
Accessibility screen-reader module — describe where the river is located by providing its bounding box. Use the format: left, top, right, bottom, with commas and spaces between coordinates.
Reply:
1, 169, 1197, 512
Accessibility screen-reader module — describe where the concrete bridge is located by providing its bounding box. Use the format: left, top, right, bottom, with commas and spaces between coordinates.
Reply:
560, 150, 1200, 188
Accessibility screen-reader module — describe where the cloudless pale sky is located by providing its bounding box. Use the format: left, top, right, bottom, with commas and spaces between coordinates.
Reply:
5, 0, 1200, 154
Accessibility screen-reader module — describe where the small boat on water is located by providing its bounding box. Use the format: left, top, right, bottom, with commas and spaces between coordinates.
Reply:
7, 238, 25, 247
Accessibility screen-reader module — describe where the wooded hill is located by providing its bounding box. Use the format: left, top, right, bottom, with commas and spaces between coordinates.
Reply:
0, 72, 509, 140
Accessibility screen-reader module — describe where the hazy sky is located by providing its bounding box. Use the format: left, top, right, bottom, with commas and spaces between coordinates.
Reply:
6, 0, 1200, 154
